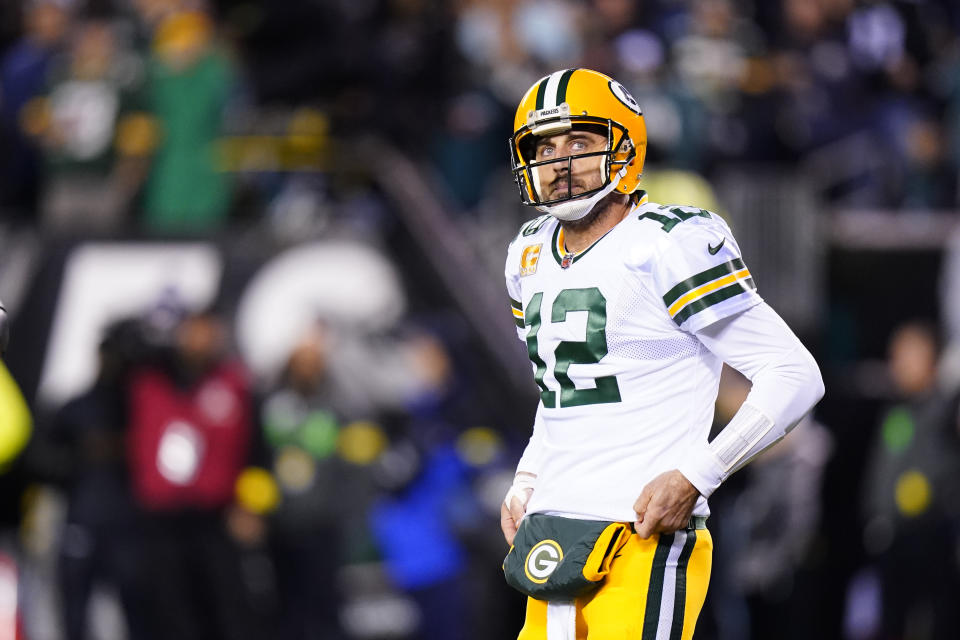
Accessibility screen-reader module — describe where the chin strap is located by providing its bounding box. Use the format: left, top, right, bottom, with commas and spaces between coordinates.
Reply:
537, 169, 625, 222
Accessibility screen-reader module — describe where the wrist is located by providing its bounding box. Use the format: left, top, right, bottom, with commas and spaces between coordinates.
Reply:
676, 449, 724, 498
504, 471, 537, 507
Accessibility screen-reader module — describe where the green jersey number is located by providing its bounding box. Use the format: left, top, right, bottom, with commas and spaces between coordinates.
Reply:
524, 288, 622, 408
639, 205, 711, 232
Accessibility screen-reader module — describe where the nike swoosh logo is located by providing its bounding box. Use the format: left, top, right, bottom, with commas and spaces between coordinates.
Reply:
708, 238, 725, 255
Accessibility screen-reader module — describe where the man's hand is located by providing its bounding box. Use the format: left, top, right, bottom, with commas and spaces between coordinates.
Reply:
501, 471, 536, 545
633, 470, 701, 539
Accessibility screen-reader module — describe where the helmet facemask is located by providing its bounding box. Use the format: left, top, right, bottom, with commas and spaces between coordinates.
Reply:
509, 116, 637, 220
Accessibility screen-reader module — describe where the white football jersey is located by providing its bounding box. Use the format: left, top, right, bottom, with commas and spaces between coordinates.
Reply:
505, 195, 763, 521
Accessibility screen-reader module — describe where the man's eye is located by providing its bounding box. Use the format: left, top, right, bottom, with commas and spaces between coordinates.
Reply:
571, 141, 586, 151
539, 147, 554, 157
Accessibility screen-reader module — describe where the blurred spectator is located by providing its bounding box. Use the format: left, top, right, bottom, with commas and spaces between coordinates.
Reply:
369, 437, 471, 640
669, 0, 769, 167
26, 17, 154, 231
366, 0, 460, 148
259, 326, 358, 640
860, 320, 960, 639
0, 0, 70, 220
897, 117, 956, 209
760, 0, 855, 166
579, 0, 644, 72
367, 329, 484, 640
672, 0, 756, 109
131, 0, 196, 34
127, 309, 262, 640
706, 366, 833, 640
36, 319, 149, 640
454, 0, 583, 104
430, 89, 510, 211
141, 10, 235, 233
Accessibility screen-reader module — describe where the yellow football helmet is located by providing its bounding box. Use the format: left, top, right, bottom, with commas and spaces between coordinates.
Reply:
509, 68, 647, 220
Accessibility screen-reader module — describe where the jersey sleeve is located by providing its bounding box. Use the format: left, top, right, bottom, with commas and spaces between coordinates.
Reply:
651, 213, 762, 333
516, 404, 546, 476
677, 302, 825, 496
505, 237, 526, 342
505, 214, 553, 340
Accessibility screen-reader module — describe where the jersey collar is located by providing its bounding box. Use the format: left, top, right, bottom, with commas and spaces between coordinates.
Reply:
550, 190, 648, 267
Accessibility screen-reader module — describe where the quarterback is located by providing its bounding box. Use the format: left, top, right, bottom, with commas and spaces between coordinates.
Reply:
500, 68, 824, 639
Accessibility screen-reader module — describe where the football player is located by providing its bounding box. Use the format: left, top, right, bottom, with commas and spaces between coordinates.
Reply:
501, 68, 825, 639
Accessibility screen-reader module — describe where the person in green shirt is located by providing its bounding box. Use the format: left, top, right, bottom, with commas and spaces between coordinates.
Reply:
142, 10, 234, 233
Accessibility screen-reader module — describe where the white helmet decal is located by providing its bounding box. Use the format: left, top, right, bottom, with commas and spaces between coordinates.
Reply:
609, 81, 641, 115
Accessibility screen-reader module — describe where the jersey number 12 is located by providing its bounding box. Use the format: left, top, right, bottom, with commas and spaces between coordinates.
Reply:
525, 288, 622, 408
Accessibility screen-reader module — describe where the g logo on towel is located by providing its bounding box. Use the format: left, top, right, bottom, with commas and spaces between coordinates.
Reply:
525, 540, 563, 584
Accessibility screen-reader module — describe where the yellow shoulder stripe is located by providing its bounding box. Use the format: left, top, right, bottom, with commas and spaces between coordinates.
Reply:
668, 268, 751, 317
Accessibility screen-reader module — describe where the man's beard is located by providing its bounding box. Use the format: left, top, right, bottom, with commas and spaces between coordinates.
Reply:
559, 191, 630, 231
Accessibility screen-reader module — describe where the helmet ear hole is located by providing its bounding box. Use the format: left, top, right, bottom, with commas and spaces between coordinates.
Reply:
518, 135, 538, 162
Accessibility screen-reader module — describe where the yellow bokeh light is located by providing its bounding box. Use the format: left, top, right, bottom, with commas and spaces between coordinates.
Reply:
456, 427, 502, 467
338, 421, 387, 466
235, 466, 280, 515
894, 470, 931, 518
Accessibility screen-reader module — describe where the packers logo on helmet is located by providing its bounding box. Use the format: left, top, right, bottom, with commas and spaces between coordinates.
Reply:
509, 69, 647, 220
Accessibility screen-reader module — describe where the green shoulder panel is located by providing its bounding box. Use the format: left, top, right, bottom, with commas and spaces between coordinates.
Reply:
520, 214, 552, 238
509, 214, 553, 250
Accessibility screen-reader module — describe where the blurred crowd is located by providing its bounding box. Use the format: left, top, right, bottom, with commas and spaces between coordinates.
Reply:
1, 1, 960, 640
0, 0, 237, 232
438, 0, 960, 212
3, 0, 960, 233
13, 304, 522, 640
